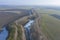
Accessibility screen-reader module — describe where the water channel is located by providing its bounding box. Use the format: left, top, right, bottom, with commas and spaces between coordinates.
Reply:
0, 27, 8, 40
24, 20, 34, 40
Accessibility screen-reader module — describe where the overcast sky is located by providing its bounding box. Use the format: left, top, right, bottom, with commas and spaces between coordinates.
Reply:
0, 0, 60, 6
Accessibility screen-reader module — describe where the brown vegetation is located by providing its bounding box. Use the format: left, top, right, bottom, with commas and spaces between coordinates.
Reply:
0, 9, 30, 29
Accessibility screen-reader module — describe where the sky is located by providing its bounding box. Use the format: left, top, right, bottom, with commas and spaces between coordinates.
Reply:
0, 0, 60, 6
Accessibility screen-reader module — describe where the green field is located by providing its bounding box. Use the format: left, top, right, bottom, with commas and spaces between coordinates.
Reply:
39, 9, 60, 40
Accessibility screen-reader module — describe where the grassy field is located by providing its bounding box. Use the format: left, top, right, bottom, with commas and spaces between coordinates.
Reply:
7, 23, 22, 40
0, 9, 30, 28
38, 9, 60, 40
7, 23, 16, 40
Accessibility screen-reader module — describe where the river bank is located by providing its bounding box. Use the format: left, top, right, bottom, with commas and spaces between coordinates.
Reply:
6, 15, 33, 40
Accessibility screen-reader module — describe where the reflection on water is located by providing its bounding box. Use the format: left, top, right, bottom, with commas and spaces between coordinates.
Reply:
24, 20, 34, 27
0, 27, 8, 40
24, 20, 34, 40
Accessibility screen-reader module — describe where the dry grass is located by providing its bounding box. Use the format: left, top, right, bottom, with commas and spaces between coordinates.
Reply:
0, 9, 30, 28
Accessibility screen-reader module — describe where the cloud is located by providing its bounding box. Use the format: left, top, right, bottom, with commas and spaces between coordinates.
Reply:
0, 0, 60, 6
